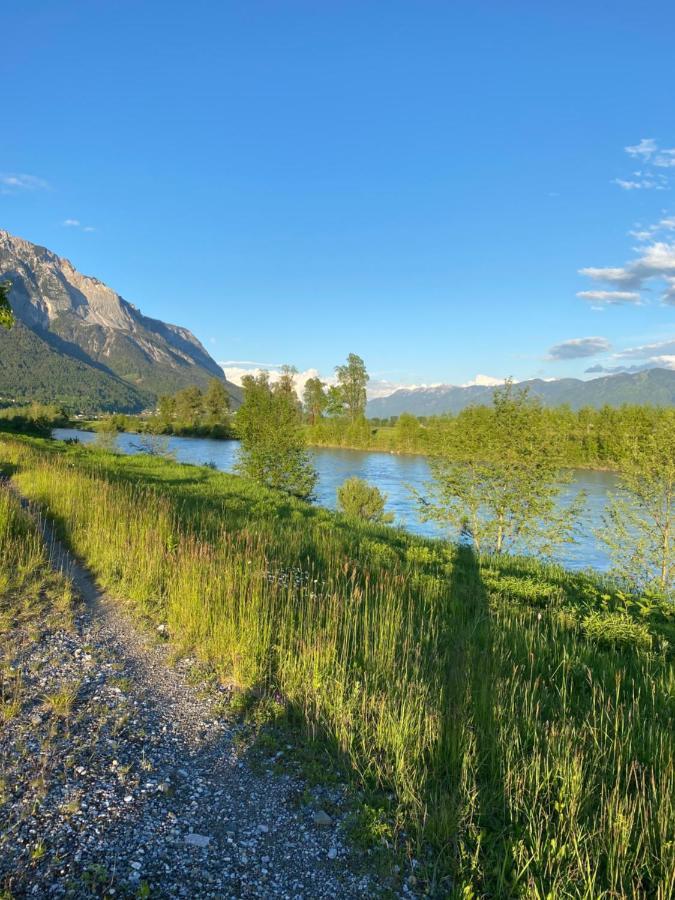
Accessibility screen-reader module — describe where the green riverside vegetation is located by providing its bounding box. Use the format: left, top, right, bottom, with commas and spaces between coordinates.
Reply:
1, 434, 673, 896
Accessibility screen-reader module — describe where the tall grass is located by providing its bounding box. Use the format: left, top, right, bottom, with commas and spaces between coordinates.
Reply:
3, 436, 674, 897
0, 480, 73, 631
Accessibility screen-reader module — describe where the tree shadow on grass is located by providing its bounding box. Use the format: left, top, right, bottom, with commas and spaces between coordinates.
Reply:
426, 543, 512, 896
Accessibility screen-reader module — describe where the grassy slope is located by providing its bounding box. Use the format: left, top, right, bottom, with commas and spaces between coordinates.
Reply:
1, 436, 673, 897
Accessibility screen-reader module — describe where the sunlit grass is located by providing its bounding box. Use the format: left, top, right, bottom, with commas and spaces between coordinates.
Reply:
2, 435, 674, 896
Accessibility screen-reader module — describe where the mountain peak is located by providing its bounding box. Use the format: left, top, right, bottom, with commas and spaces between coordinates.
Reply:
0, 227, 240, 411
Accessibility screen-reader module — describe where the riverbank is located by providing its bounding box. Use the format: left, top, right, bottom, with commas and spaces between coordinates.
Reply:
52, 426, 620, 571
2, 434, 673, 896
70, 417, 622, 471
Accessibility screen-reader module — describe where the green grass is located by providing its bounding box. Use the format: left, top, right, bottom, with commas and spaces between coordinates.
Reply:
2, 435, 674, 897
0, 480, 75, 731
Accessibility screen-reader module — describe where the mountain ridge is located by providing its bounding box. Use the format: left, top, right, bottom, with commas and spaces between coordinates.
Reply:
0, 229, 240, 412
366, 368, 675, 416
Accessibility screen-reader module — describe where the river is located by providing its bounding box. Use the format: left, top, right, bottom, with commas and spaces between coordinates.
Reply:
53, 428, 619, 572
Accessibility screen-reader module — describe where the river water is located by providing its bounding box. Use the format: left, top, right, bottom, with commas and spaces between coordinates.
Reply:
53, 428, 619, 572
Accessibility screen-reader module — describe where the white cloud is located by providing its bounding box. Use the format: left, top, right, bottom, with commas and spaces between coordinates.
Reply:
62, 218, 95, 232
615, 139, 675, 190
577, 289, 642, 304
0, 173, 49, 194
614, 175, 668, 191
548, 337, 611, 360
586, 338, 675, 374
220, 362, 337, 399
624, 138, 675, 168
220, 360, 458, 401
579, 240, 675, 304
462, 374, 505, 387
616, 338, 675, 360
625, 138, 658, 160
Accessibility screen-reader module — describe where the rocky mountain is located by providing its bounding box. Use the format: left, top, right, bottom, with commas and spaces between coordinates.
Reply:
0, 229, 240, 412
366, 368, 675, 417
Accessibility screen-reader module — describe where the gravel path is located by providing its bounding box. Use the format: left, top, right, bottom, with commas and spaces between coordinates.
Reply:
0, 503, 385, 899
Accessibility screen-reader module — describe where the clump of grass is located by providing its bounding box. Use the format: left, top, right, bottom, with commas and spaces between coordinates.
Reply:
42, 683, 79, 719
582, 610, 653, 651
3, 435, 674, 896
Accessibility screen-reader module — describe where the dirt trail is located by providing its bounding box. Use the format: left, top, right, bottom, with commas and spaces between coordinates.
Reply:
0, 495, 382, 898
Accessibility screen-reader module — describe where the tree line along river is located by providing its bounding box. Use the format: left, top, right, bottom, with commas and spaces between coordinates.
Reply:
53, 428, 619, 572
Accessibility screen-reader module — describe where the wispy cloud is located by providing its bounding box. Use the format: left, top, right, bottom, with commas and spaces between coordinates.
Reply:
548, 337, 611, 360
0, 173, 50, 194
62, 218, 95, 232
579, 240, 675, 305
576, 289, 642, 305
612, 138, 675, 191
625, 138, 675, 168
585, 337, 675, 374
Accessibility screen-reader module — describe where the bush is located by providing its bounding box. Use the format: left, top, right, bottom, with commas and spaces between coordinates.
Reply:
337, 476, 393, 524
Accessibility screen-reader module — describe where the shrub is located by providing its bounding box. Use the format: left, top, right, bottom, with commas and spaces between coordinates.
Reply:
337, 476, 393, 524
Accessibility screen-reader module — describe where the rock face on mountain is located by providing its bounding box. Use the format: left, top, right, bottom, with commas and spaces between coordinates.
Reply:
366, 369, 675, 417
0, 229, 239, 410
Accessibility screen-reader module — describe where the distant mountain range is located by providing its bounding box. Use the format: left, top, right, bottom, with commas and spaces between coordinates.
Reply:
366, 369, 675, 417
0, 229, 240, 412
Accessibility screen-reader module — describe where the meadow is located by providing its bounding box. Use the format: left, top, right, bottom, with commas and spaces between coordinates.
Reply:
1, 435, 673, 897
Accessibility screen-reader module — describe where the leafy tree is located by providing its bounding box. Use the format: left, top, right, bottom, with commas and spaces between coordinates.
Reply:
203, 378, 231, 425
337, 476, 393, 524
303, 376, 328, 425
599, 412, 675, 596
174, 386, 204, 429
157, 393, 176, 426
325, 385, 346, 418
334, 353, 368, 422
416, 380, 584, 555
395, 412, 421, 451
0, 281, 14, 330
236, 371, 317, 499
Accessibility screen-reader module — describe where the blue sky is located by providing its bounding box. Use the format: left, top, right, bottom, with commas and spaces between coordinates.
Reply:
2, 1, 675, 395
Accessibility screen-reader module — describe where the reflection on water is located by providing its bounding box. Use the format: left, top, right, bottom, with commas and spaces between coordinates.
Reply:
53, 428, 619, 572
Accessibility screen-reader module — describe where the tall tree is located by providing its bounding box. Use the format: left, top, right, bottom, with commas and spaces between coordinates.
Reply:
236, 371, 316, 499
303, 377, 327, 425
174, 385, 204, 429
0, 282, 14, 330
416, 380, 584, 555
203, 378, 231, 425
599, 412, 675, 596
334, 353, 368, 422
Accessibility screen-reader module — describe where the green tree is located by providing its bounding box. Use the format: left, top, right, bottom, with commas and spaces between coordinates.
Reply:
337, 476, 393, 523
416, 381, 584, 555
599, 412, 675, 596
174, 386, 204, 429
157, 394, 176, 428
236, 371, 317, 499
325, 384, 346, 418
203, 378, 231, 425
395, 412, 421, 451
0, 281, 14, 330
334, 353, 368, 422
303, 377, 328, 425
